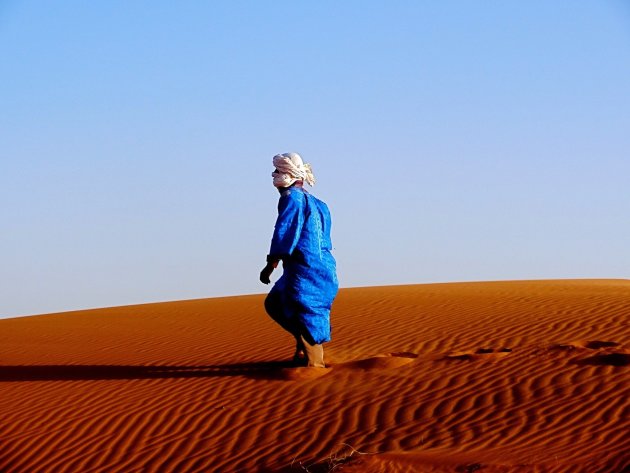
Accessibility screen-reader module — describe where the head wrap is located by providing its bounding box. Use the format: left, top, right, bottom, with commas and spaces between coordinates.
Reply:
272, 152, 316, 188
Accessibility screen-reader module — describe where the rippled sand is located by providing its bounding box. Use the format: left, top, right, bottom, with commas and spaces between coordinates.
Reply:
1, 280, 628, 472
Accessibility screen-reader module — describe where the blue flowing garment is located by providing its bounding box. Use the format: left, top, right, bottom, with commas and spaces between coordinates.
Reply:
267, 186, 338, 345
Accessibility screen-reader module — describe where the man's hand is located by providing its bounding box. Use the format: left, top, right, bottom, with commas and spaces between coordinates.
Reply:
259, 263, 275, 284
260, 256, 279, 284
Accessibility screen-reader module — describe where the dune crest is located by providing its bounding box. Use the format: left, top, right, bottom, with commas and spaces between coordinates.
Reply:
1, 280, 629, 472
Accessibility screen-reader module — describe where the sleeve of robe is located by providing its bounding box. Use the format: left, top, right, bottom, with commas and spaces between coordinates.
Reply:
269, 190, 305, 259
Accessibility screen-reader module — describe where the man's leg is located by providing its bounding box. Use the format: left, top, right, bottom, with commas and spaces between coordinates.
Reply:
299, 334, 325, 368
292, 337, 307, 365
266, 290, 309, 365
265, 290, 298, 335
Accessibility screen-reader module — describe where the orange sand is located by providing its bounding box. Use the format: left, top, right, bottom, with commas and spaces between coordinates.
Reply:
1, 280, 629, 472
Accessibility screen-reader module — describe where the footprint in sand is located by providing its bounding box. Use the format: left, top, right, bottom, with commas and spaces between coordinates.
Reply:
574, 353, 630, 367
550, 340, 620, 351
444, 348, 512, 362
548, 340, 629, 367
334, 352, 419, 370
280, 366, 332, 381
279, 352, 419, 380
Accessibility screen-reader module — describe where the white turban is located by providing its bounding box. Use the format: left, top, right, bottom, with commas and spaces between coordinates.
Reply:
272, 152, 315, 188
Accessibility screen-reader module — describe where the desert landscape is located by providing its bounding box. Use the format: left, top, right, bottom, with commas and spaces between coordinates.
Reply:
1, 279, 629, 472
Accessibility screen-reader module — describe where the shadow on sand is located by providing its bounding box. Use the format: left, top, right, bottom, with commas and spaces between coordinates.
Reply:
0, 361, 299, 382
573, 353, 630, 367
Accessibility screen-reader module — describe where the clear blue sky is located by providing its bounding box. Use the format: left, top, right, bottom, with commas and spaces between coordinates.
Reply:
2, 1, 629, 318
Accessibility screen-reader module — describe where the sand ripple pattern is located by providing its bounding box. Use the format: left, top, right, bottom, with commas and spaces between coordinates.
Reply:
1, 280, 629, 472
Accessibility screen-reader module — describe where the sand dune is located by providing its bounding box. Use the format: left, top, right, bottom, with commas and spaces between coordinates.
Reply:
1, 280, 629, 472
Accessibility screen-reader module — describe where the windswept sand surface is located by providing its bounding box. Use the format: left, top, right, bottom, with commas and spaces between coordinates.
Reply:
1, 280, 629, 472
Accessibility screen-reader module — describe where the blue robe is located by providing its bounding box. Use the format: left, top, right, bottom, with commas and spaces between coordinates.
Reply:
265, 186, 338, 345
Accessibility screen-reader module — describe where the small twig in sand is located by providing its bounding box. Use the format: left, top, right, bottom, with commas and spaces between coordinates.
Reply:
290, 456, 314, 472
290, 442, 373, 472
326, 443, 373, 472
